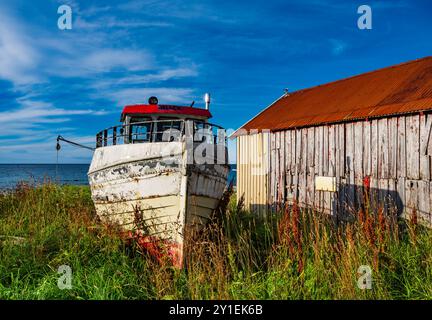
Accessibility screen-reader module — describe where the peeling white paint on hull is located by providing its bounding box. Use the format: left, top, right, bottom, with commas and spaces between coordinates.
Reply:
88, 142, 229, 267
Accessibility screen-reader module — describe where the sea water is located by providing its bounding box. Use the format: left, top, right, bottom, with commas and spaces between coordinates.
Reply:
0, 164, 237, 190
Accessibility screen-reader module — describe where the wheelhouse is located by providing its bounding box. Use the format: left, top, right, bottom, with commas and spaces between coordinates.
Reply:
95, 97, 225, 148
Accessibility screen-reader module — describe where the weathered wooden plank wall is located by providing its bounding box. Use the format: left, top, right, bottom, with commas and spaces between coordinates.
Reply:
236, 113, 432, 226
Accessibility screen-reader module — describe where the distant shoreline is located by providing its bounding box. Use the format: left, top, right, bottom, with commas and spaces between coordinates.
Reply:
0, 164, 237, 190
0, 163, 91, 165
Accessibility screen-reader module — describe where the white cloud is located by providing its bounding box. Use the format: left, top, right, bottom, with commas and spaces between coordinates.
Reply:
92, 66, 198, 90
0, 3, 200, 163
104, 87, 194, 106
50, 48, 154, 78
74, 15, 173, 29
0, 12, 40, 86
0, 101, 92, 124
0, 9, 156, 83
119, 67, 198, 83
84, 49, 152, 72
0, 99, 108, 141
117, 0, 218, 20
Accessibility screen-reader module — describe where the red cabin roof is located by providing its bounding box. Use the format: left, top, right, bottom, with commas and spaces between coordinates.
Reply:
120, 104, 212, 121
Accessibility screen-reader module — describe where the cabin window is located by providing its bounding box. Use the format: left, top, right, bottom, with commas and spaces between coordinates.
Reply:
129, 117, 152, 143
126, 116, 184, 143
153, 117, 183, 142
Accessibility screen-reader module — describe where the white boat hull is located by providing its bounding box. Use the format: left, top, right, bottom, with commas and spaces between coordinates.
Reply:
88, 141, 229, 267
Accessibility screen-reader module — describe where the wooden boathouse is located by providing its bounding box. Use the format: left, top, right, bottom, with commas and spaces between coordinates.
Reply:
232, 57, 432, 226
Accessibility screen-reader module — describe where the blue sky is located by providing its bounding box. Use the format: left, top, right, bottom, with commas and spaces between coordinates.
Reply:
0, 0, 431, 163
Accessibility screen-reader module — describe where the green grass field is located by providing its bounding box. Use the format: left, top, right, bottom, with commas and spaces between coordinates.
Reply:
0, 183, 431, 299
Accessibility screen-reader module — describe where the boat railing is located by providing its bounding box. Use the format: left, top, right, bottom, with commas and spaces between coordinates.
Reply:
95, 119, 227, 148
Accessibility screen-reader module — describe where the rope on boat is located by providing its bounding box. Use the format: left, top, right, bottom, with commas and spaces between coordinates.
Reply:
55, 135, 95, 181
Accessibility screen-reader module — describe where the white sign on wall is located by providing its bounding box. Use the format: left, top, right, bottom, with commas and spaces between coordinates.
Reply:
315, 176, 337, 192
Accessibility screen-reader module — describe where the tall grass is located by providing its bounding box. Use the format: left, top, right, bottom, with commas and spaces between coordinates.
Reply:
0, 183, 431, 299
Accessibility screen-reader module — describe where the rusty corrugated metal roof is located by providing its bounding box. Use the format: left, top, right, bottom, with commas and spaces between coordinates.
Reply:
233, 56, 432, 136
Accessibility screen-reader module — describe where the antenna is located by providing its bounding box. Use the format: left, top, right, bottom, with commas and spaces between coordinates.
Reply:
204, 93, 211, 110
190, 101, 195, 107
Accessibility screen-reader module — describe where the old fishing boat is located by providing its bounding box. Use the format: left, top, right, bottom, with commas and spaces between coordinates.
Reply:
87, 95, 229, 267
